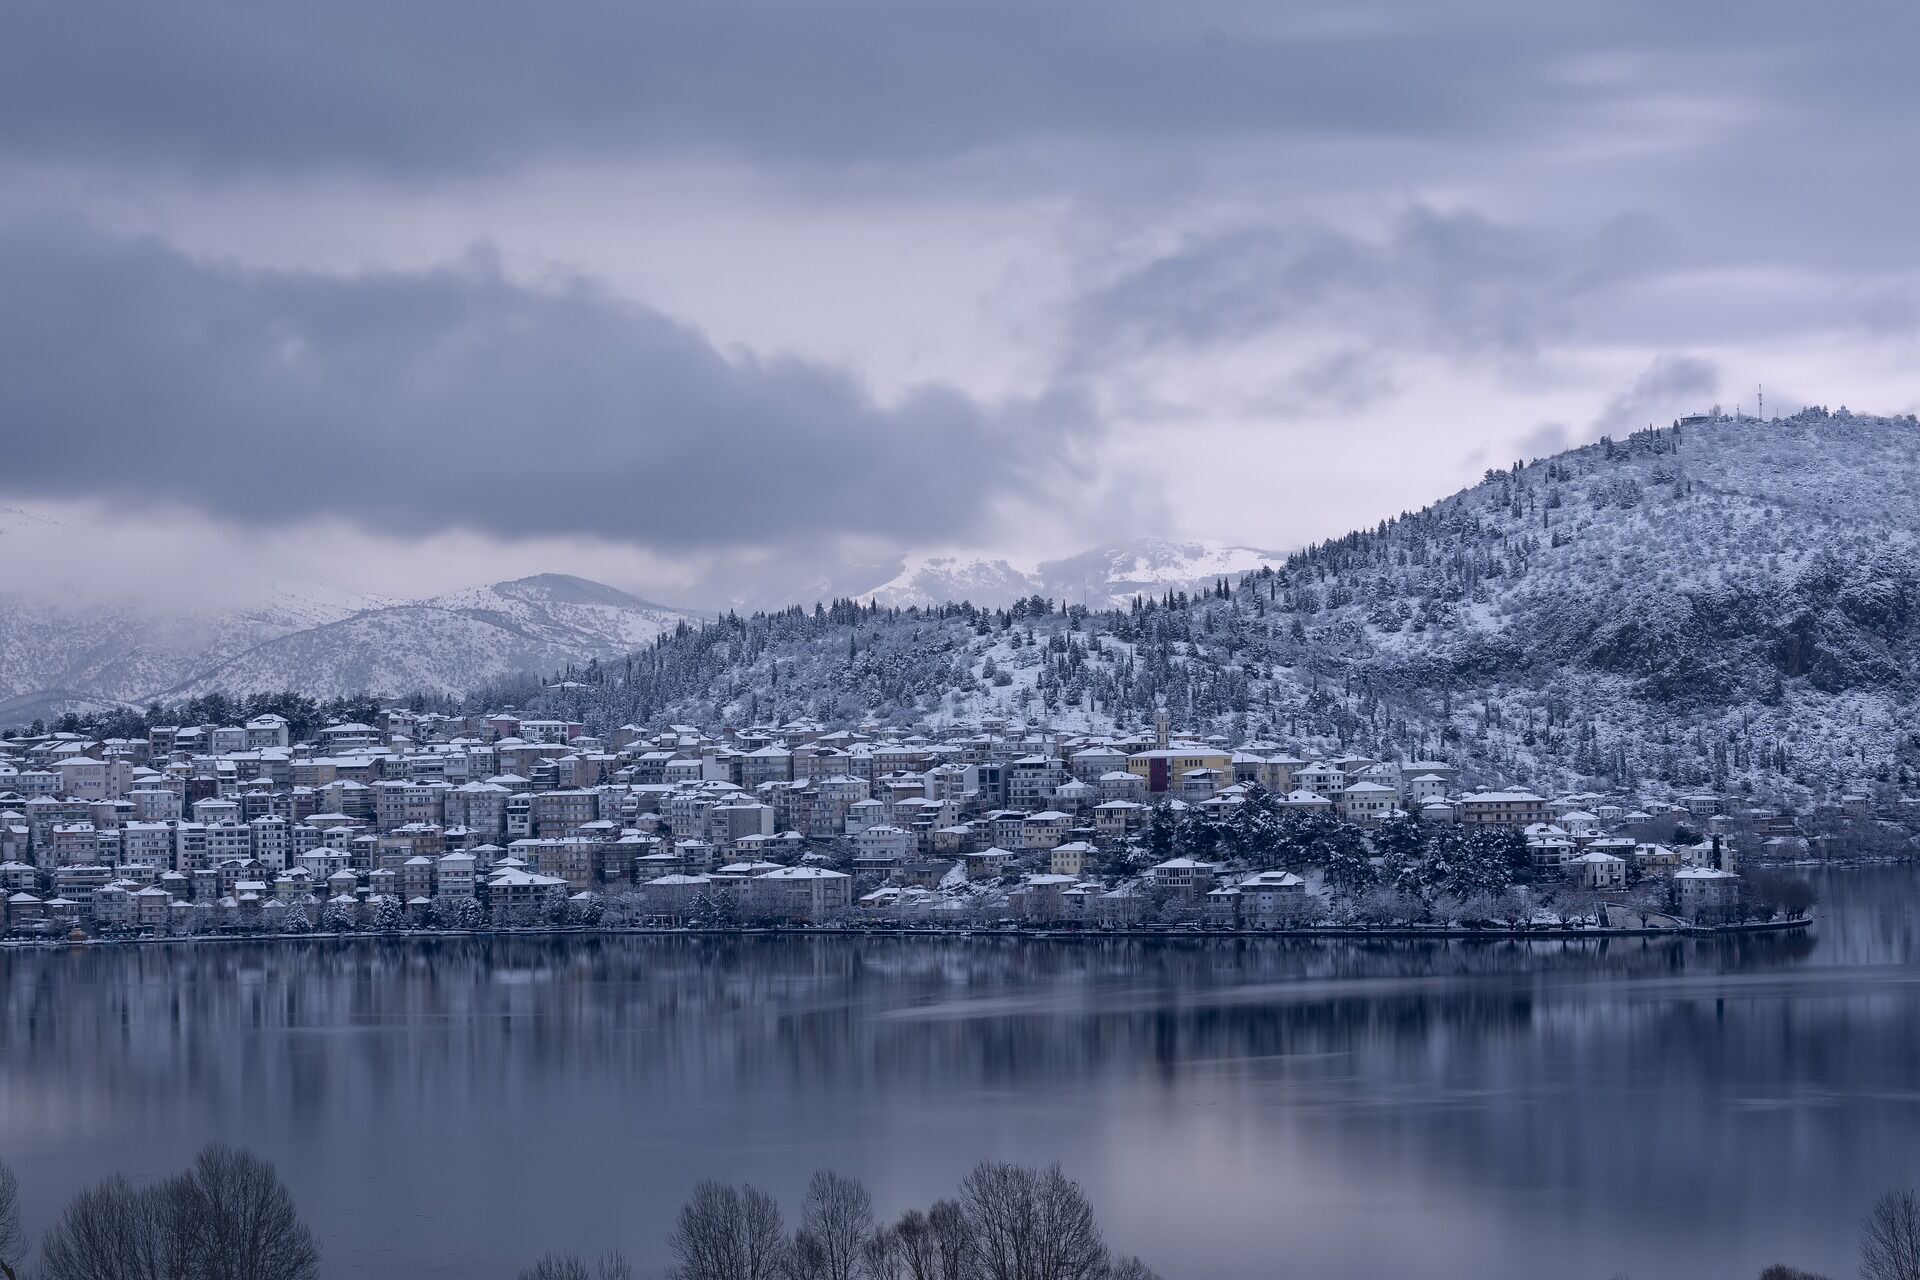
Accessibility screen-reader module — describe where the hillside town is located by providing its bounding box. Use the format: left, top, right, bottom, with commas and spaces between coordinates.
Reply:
0, 702, 1832, 942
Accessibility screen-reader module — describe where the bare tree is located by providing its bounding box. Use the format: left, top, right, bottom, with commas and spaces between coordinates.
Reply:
742, 1186, 790, 1280
960, 1162, 1108, 1280
1027, 1167, 1107, 1280
170, 1144, 320, 1280
1106, 1259, 1161, 1280
1863, 1190, 1920, 1280
892, 1211, 939, 1280
860, 1226, 904, 1280
889, 1199, 987, 1280
522, 1254, 593, 1280
927, 1199, 976, 1280
0, 1161, 24, 1280
787, 1231, 829, 1280
669, 1180, 790, 1280
520, 1250, 634, 1280
792, 1171, 874, 1280
36, 1175, 178, 1280
673, 1182, 745, 1280
961, 1162, 1035, 1280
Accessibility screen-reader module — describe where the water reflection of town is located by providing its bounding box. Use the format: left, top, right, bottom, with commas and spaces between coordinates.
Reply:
0, 924, 1886, 1109
7, 881, 1918, 1280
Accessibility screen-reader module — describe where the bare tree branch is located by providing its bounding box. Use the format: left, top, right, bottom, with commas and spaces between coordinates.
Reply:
1863, 1190, 1920, 1280
521, 1254, 594, 1280
927, 1199, 975, 1280
861, 1225, 904, 1280
960, 1161, 1110, 1280
171, 1144, 320, 1280
36, 1175, 177, 1280
0, 1161, 24, 1278
670, 1180, 790, 1280
796, 1171, 874, 1280
518, 1250, 632, 1280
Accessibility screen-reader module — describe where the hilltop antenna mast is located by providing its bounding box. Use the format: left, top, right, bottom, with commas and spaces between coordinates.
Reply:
1757, 384, 1764, 420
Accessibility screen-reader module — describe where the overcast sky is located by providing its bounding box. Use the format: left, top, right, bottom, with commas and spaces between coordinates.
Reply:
2, 1, 1916, 609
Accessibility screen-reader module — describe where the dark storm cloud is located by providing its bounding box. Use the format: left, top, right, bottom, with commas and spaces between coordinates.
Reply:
0, 220, 1102, 548
2, 0, 1914, 197
4, 0, 1916, 578
0, 2, 1600, 177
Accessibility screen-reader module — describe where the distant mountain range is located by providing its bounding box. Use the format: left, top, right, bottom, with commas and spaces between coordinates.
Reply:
159, 575, 698, 705
0, 564, 697, 721
860, 539, 1281, 611
0, 516, 1275, 720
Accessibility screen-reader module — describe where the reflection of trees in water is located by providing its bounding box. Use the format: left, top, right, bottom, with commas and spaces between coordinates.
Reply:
1805, 867, 1920, 966
0, 927, 1860, 1116
4, 889, 1910, 1278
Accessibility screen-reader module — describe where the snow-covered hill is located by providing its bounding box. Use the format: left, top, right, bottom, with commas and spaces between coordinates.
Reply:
489, 409, 1920, 805
24, 408, 1920, 805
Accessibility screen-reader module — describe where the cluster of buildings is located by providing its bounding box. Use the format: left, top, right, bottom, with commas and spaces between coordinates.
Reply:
0, 704, 1765, 937
1515, 800, 1742, 910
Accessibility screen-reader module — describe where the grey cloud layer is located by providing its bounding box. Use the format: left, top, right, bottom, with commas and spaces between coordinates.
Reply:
1063, 184, 1918, 425
0, 3, 1592, 175
0, 221, 1101, 549
9, 1, 1914, 181
1064, 207, 1667, 415
1067, 209, 1661, 366
1593, 355, 1720, 436
5, 0, 1918, 582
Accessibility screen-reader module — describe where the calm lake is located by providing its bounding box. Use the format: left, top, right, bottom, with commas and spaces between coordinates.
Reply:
2, 866, 1917, 1279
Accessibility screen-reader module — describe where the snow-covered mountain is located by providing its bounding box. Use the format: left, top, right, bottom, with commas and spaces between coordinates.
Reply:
1035, 539, 1282, 608
0, 570, 697, 717
0, 590, 392, 725
0, 507, 397, 720
859, 554, 1053, 610
493, 409, 1920, 804
160, 575, 683, 700
862, 538, 1280, 610
159, 575, 698, 701
0, 526, 1271, 716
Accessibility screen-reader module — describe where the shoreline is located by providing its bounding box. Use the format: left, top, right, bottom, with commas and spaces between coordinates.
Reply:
0, 914, 1813, 951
